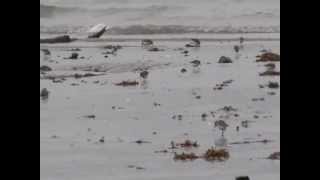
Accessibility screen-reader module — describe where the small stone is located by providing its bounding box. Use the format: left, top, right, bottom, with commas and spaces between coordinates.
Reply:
236, 176, 250, 180
218, 56, 233, 63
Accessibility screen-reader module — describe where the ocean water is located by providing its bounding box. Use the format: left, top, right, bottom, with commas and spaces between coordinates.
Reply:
40, 0, 280, 36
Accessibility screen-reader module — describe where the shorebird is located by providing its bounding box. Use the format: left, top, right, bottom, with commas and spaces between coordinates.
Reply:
186, 39, 200, 47
214, 120, 229, 136
141, 39, 154, 47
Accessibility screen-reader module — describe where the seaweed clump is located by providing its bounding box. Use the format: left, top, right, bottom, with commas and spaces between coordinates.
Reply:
174, 152, 199, 161
202, 147, 230, 161
115, 81, 139, 86
256, 52, 280, 62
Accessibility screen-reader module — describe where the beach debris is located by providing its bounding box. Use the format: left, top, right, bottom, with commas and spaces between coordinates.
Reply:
267, 92, 276, 96
133, 140, 151, 144
175, 140, 199, 148
40, 88, 50, 99
102, 45, 122, 55
218, 56, 233, 63
84, 115, 96, 119
40, 35, 74, 44
148, 47, 164, 52
174, 152, 199, 161
98, 136, 105, 143
154, 149, 169, 153
236, 126, 240, 132
236, 176, 250, 180
268, 82, 280, 89
213, 80, 234, 91
259, 69, 280, 76
140, 71, 149, 79
203, 147, 229, 161
229, 139, 273, 145
267, 152, 280, 160
173, 114, 183, 120
252, 97, 265, 102
73, 73, 100, 79
265, 63, 276, 69
185, 39, 200, 47
221, 106, 237, 112
153, 102, 161, 107
256, 52, 280, 62
115, 81, 139, 86
88, 23, 109, 39
65, 53, 79, 60
52, 78, 66, 83
67, 48, 81, 52
70, 83, 80, 86
127, 165, 146, 170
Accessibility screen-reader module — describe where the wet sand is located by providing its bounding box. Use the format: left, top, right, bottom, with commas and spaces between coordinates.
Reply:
40, 36, 280, 180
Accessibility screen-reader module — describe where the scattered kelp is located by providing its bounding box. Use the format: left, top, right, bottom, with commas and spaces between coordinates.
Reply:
115, 81, 139, 86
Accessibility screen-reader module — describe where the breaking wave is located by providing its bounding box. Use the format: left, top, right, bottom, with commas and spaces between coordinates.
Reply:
40, 24, 280, 35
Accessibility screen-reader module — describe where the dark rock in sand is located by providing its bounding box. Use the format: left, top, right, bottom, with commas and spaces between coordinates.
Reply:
236, 176, 250, 180
268, 152, 280, 160
268, 82, 280, 89
148, 47, 163, 52
218, 56, 233, 64
68, 53, 79, 60
40, 65, 52, 72
140, 71, 149, 79
181, 68, 187, 73
40, 88, 49, 99
259, 70, 280, 76
41, 49, 51, 55
190, 60, 201, 67
40, 35, 75, 44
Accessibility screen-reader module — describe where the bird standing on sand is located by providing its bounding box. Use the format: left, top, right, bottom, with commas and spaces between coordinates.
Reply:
186, 39, 201, 47
141, 39, 154, 47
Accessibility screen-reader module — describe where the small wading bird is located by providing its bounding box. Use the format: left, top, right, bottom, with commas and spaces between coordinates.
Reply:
186, 39, 201, 47
141, 39, 154, 48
